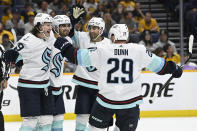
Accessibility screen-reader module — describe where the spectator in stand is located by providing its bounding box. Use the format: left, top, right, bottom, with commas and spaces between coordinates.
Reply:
93, 3, 106, 18
37, 1, 53, 14
5, 8, 25, 36
83, 0, 98, 16
1, 7, 12, 25
154, 29, 177, 53
1, 34, 13, 51
120, 11, 137, 33
183, 53, 197, 70
132, 2, 145, 23
106, 0, 119, 12
119, 0, 135, 11
139, 30, 155, 52
49, 0, 64, 14
163, 44, 180, 64
60, 4, 70, 16
24, 11, 35, 34
21, 3, 36, 23
103, 13, 116, 35
49, 10, 57, 18
120, 11, 140, 43
0, 0, 12, 5
138, 12, 160, 33
0, 22, 14, 44
111, 3, 124, 23
184, 0, 197, 36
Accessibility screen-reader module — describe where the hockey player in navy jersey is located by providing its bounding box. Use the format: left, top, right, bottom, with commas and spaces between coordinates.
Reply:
50, 15, 73, 131
54, 24, 182, 131
69, 6, 112, 131
3, 13, 55, 131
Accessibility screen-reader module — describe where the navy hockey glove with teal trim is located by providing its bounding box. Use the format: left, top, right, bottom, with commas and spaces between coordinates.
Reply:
172, 65, 182, 78
54, 37, 71, 51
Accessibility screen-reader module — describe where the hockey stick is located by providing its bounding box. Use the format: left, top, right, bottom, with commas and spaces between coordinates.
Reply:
149, 35, 194, 104
11, 28, 17, 47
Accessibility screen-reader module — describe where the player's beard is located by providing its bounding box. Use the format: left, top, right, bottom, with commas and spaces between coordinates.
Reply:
60, 29, 69, 37
89, 32, 99, 41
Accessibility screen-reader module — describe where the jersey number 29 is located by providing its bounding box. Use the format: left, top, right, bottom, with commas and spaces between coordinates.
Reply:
107, 58, 133, 84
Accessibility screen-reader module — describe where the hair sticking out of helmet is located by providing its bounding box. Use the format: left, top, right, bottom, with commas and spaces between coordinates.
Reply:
34, 13, 53, 26
52, 15, 72, 34
108, 24, 129, 42
87, 17, 105, 41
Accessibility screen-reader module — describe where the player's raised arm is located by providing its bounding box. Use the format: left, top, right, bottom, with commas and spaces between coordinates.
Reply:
54, 37, 98, 67
68, 5, 85, 38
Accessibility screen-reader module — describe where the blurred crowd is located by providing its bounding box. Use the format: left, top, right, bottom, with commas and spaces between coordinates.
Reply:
0, 0, 197, 73
158, 0, 197, 37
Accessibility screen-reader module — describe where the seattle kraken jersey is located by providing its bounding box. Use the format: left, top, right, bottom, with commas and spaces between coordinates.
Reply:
16, 33, 55, 88
49, 36, 73, 87
77, 43, 165, 109
72, 31, 111, 89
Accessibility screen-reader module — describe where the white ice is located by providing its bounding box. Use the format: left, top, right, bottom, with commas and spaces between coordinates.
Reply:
5, 117, 197, 131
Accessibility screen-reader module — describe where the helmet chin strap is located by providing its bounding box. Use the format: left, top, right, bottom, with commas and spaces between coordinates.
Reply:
36, 26, 49, 41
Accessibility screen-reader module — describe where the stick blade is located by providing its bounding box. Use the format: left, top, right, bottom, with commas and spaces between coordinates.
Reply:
189, 35, 194, 54
11, 28, 17, 44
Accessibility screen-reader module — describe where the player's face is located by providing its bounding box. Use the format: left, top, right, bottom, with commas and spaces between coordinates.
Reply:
88, 25, 101, 40
43, 22, 52, 37
59, 24, 71, 37
110, 34, 115, 43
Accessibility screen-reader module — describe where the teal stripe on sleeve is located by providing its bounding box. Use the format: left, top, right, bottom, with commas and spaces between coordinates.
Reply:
147, 55, 165, 73
71, 29, 79, 47
77, 49, 91, 67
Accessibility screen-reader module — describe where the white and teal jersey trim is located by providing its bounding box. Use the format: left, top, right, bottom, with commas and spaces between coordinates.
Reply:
72, 75, 98, 90
18, 78, 50, 88
72, 48, 99, 89
96, 94, 143, 109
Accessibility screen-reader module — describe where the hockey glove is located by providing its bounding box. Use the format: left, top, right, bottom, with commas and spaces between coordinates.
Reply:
70, 5, 85, 25
73, 6, 85, 19
54, 37, 71, 51
3, 49, 19, 64
172, 65, 183, 78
